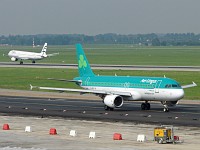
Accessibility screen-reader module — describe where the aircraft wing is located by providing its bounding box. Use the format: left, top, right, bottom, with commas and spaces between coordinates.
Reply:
181, 82, 197, 88
47, 78, 70, 81
30, 85, 132, 96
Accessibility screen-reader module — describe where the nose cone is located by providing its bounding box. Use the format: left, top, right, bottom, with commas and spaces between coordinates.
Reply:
8, 51, 12, 56
8, 50, 15, 57
174, 89, 184, 100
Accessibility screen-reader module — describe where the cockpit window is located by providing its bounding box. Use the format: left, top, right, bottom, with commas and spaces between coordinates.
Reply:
165, 84, 180, 88
165, 84, 171, 88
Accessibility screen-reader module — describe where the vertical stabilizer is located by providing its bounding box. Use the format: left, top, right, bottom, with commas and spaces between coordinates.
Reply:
76, 44, 95, 77
41, 43, 47, 57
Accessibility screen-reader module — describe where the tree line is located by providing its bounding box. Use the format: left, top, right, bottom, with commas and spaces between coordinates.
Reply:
1, 33, 200, 46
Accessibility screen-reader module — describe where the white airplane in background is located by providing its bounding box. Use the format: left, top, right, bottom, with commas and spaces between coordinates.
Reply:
8, 43, 58, 64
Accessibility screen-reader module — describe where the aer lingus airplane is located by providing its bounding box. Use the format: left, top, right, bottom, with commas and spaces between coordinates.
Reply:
8, 43, 58, 64
31, 44, 197, 112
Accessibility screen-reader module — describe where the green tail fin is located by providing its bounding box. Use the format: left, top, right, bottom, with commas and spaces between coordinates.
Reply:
76, 44, 95, 77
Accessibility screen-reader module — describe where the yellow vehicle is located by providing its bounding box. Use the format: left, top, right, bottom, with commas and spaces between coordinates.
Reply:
154, 125, 175, 144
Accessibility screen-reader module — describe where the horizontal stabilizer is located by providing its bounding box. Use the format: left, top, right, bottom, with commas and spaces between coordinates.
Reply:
47, 78, 82, 83
47, 53, 59, 57
30, 84, 39, 90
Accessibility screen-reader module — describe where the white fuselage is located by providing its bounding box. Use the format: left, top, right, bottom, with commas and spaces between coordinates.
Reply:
8, 50, 45, 60
82, 86, 184, 102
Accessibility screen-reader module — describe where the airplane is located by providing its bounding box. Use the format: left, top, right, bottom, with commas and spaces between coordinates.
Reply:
31, 44, 197, 112
8, 43, 58, 64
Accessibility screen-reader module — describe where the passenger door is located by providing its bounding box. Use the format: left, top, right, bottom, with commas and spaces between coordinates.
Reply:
155, 80, 162, 93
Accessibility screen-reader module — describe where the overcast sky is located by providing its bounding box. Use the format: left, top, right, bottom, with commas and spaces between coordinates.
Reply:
0, 0, 200, 35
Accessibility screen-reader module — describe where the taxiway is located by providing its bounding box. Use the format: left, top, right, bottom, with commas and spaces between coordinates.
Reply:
0, 95, 199, 127
1, 62, 200, 71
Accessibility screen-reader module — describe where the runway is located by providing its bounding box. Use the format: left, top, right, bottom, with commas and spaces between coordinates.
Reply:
1, 62, 200, 71
0, 95, 199, 127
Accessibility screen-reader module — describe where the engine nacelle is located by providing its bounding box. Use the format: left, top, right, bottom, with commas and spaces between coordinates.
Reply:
11, 57, 18, 61
103, 95, 123, 108
162, 101, 179, 107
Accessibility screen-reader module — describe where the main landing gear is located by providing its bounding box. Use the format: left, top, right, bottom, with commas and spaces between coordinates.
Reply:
141, 101, 151, 110
32, 60, 36, 64
104, 105, 114, 111
20, 60, 23, 64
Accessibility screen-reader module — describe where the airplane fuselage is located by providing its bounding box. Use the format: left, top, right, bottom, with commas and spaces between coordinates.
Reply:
75, 75, 184, 102
8, 50, 44, 60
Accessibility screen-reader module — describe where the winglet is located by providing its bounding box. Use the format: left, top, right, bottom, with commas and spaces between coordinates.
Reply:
30, 84, 38, 90
30, 84, 33, 90
192, 81, 197, 86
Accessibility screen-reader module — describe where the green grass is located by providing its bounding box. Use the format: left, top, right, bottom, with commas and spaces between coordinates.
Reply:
1, 45, 200, 66
0, 67, 199, 100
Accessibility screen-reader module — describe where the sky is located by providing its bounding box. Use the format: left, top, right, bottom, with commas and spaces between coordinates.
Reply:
0, 0, 200, 35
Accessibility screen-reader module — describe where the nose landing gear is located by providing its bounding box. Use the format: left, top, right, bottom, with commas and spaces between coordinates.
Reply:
163, 106, 169, 112
161, 101, 169, 112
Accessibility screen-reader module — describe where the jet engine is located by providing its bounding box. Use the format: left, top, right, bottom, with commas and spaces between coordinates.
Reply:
11, 57, 18, 61
103, 95, 123, 108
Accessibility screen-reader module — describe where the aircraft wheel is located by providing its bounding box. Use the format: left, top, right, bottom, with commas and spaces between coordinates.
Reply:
104, 105, 114, 111
158, 138, 164, 144
141, 103, 146, 110
141, 103, 150, 110
32, 60, 36, 64
109, 108, 114, 111
20, 61, 23, 65
163, 108, 169, 112
146, 103, 151, 110
104, 105, 109, 110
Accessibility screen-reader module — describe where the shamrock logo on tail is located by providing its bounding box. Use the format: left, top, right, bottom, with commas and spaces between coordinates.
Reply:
79, 55, 87, 69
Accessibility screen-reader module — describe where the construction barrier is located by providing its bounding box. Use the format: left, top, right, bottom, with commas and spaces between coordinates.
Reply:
49, 128, 57, 135
137, 134, 147, 142
89, 131, 96, 139
3, 124, 10, 130
25, 126, 32, 132
174, 136, 179, 141
113, 133, 122, 140
69, 130, 77, 137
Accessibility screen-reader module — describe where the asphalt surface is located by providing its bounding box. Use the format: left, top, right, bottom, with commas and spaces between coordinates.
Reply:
0, 95, 199, 127
1, 62, 200, 71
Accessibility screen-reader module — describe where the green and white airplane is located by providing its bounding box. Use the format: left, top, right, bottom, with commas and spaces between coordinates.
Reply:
31, 44, 197, 112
